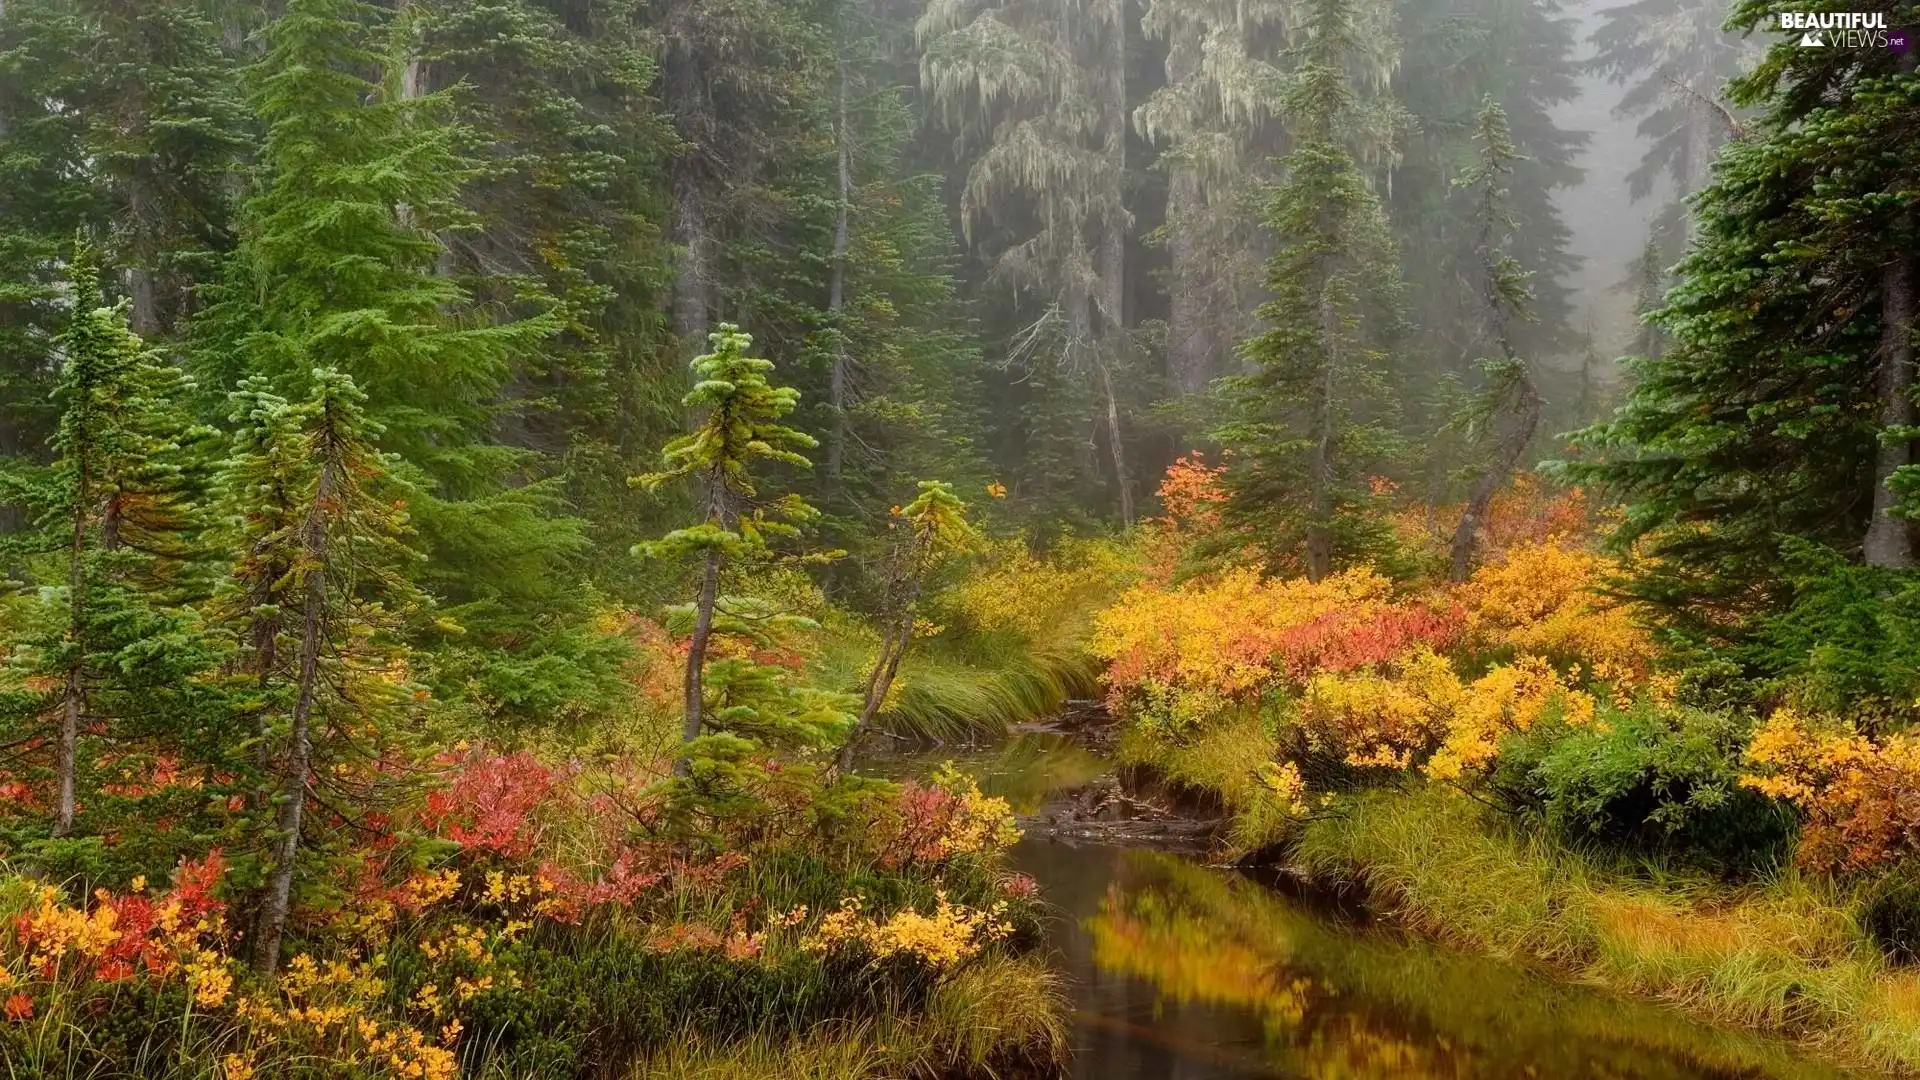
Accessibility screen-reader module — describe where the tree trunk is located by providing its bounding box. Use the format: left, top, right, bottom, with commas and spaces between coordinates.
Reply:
840, 552, 925, 771
126, 268, 160, 340
827, 61, 851, 479
254, 456, 336, 974
1096, 2, 1132, 526
683, 549, 720, 745
1162, 19, 1212, 395
1095, 357, 1133, 526
1866, 242, 1916, 569
1448, 375, 1542, 581
666, 41, 714, 347
1307, 296, 1338, 583
53, 457, 90, 838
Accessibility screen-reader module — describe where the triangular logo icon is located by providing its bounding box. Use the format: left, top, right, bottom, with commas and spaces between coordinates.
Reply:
1799, 29, 1825, 45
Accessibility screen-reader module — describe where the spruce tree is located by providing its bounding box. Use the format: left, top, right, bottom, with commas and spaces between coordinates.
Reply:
198, 0, 593, 726
1447, 99, 1544, 581
634, 325, 819, 749
1571, 0, 1918, 632
209, 369, 429, 973
839, 480, 977, 769
1220, 0, 1407, 581
0, 252, 207, 841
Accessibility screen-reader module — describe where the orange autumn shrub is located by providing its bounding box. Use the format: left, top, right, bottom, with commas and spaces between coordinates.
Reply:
1094, 566, 1453, 702
1742, 709, 1920, 873
1459, 539, 1659, 689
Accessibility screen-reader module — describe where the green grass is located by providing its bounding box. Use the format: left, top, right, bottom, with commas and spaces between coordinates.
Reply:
1292, 787, 1920, 1074
886, 645, 1100, 743
810, 614, 1100, 745
1115, 713, 1298, 854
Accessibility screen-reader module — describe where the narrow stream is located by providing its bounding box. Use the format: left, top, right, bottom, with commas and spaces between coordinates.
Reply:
911, 732, 1864, 1080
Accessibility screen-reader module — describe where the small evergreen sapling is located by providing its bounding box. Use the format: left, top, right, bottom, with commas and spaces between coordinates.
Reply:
840, 481, 978, 769
634, 325, 820, 750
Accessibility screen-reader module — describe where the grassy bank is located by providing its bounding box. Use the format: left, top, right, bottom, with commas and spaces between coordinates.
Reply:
1292, 788, 1920, 1073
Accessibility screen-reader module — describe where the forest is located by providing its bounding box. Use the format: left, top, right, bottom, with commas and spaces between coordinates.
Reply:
0, 0, 1914, 1077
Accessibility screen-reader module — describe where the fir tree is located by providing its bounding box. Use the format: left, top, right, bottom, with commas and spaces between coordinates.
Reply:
1570, 0, 1918, 632
0, 251, 206, 840
1447, 98, 1543, 582
839, 480, 977, 769
199, 0, 593, 724
210, 369, 429, 973
634, 326, 819, 749
1221, 0, 1407, 581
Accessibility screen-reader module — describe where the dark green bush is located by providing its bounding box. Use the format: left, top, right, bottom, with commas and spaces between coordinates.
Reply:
1861, 873, 1920, 967
1493, 704, 1796, 874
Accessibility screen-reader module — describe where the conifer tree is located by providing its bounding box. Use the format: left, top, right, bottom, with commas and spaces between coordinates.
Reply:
919, 0, 1137, 525
635, 326, 819, 748
1221, 0, 1407, 581
1572, 0, 1918, 629
198, 0, 592, 721
839, 480, 977, 769
1588, 0, 1754, 272
1388, 0, 1585, 378
211, 369, 429, 973
0, 252, 206, 839
1448, 99, 1543, 581
1135, 0, 1290, 397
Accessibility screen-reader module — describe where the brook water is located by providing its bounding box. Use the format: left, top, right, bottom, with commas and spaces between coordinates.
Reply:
918, 732, 1858, 1080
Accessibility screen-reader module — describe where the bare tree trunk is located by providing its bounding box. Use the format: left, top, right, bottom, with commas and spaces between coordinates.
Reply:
54, 500, 83, 837
126, 268, 159, 339
827, 61, 851, 479
666, 39, 715, 348
254, 455, 336, 974
1096, 1, 1132, 526
1449, 377, 1542, 581
1095, 357, 1133, 526
1866, 242, 1916, 569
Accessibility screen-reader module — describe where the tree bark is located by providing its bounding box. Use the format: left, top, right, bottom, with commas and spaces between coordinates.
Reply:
1307, 295, 1338, 583
682, 546, 720, 748
1162, 18, 1213, 395
54, 483, 85, 837
1449, 375, 1542, 581
1866, 241, 1916, 569
254, 451, 336, 974
827, 61, 851, 479
1096, 0, 1132, 526
666, 38, 714, 347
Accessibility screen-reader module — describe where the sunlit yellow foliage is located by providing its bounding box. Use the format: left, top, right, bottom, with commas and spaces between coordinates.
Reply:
943, 536, 1137, 644
1462, 540, 1657, 689
1298, 649, 1461, 770
929, 762, 1023, 858
802, 893, 1013, 969
1092, 566, 1398, 698
1428, 657, 1597, 781
1742, 708, 1920, 872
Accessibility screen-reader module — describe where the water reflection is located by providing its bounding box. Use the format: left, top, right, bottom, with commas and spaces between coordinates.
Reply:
1021, 841, 1862, 1080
